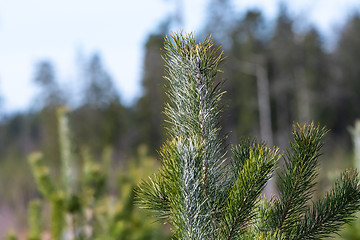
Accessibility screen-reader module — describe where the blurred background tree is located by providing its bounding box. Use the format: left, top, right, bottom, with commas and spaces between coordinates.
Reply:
33, 60, 65, 167
72, 53, 128, 158
135, 30, 167, 153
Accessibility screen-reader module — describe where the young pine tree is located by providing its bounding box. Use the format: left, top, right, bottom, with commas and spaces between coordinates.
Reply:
137, 32, 360, 239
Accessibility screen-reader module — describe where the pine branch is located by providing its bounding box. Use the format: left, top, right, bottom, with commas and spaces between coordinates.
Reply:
136, 141, 176, 218
272, 123, 327, 233
222, 142, 279, 239
242, 230, 284, 240
252, 195, 277, 234
294, 169, 360, 240
231, 138, 264, 178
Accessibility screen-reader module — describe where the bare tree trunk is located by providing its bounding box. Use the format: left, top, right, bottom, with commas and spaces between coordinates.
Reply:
256, 63, 273, 146
234, 57, 276, 197
232, 57, 274, 145
350, 120, 360, 170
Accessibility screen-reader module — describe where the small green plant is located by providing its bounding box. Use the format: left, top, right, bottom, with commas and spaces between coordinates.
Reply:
26, 107, 170, 240
5, 233, 18, 240
27, 200, 42, 240
137, 32, 360, 239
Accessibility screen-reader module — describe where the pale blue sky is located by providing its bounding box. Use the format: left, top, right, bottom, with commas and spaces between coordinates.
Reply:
0, 0, 359, 112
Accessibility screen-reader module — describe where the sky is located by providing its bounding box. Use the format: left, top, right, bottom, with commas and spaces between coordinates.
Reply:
0, 0, 359, 113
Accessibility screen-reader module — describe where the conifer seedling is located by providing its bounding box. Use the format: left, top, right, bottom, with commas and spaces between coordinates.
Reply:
137, 32, 360, 239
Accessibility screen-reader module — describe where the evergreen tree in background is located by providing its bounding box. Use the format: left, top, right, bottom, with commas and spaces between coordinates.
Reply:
33, 60, 65, 167
333, 14, 360, 134
296, 28, 328, 124
227, 10, 268, 143
81, 53, 118, 108
268, 5, 297, 149
72, 53, 127, 157
33, 61, 65, 108
204, 0, 234, 46
137, 32, 360, 239
136, 31, 167, 152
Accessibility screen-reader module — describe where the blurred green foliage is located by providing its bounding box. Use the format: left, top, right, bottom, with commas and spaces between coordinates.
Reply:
337, 121, 360, 240
8, 108, 170, 240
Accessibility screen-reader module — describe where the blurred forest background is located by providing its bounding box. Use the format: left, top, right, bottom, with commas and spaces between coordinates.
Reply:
1, 0, 360, 239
